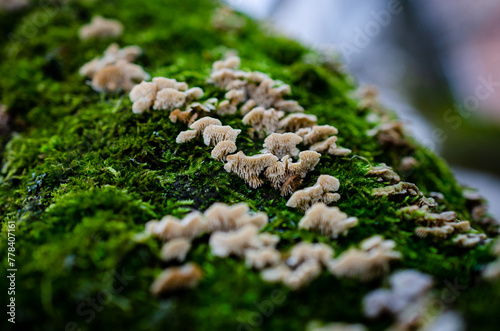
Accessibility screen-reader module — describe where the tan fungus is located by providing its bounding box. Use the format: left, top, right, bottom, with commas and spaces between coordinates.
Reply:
264, 151, 321, 195
145, 212, 206, 240
224, 151, 278, 188
160, 238, 191, 262
79, 16, 123, 40
203, 124, 241, 146
453, 233, 488, 248
296, 125, 338, 146
287, 242, 334, 267
366, 163, 401, 184
209, 225, 262, 257
279, 113, 317, 132
211, 140, 237, 161
175, 130, 198, 144
242, 107, 284, 137
298, 203, 358, 238
150, 263, 202, 295
328, 235, 401, 281
286, 175, 341, 211
262, 132, 303, 159
245, 247, 281, 269
372, 182, 420, 197
310, 136, 352, 156
91, 60, 149, 93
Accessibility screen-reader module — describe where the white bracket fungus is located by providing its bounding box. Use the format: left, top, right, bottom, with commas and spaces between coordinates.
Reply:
327, 235, 401, 281
296, 125, 338, 146
224, 151, 278, 188
298, 203, 358, 238
203, 124, 241, 146
211, 140, 237, 161
264, 151, 321, 195
279, 113, 317, 132
160, 238, 191, 262
366, 163, 401, 184
150, 263, 203, 295
262, 132, 303, 159
242, 107, 284, 137
287, 175, 341, 211
79, 16, 124, 40
145, 212, 206, 240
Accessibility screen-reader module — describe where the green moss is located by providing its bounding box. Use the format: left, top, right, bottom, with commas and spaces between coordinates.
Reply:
1, 1, 499, 330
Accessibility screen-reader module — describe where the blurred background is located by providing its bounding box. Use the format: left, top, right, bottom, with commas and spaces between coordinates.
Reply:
225, 0, 500, 217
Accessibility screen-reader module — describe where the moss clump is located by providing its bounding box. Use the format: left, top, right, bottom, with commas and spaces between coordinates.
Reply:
0, 1, 498, 330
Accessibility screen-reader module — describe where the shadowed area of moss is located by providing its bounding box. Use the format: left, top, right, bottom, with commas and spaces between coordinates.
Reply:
1, 1, 499, 330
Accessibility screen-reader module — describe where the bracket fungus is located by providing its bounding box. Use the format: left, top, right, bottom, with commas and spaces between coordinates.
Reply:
366, 163, 401, 184
328, 235, 401, 281
372, 182, 420, 197
284, 259, 322, 290
279, 113, 318, 132
310, 136, 352, 157
176, 130, 198, 144
176, 117, 222, 144
264, 150, 321, 195
242, 107, 284, 137
367, 121, 413, 149
296, 125, 338, 146
453, 233, 489, 248
363, 270, 433, 329
209, 225, 262, 257
287, 175, 341, 211
399, 205, 472, 240
80, 44, 147, 93
298, 203, 358, 238
203, 124, 241, 146
224, 151, 278, 188
79, 16, 124, 40
211, 140, 237, 161
204, 202, 268, 232
150, 263, 203, 295
129, 81, 157, 114
160, 238, 191, 262
262, 132, 303, 159
145, 212, 206, 240
91, 59, 149, 93
260, 240, 335, 289
287, 242, 334, 267
244, 247, 281, 269
209, 56, 304, 113
129, 77, 203, 113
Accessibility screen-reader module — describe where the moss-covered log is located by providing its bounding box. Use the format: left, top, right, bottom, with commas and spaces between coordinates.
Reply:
0, 1, 499, 330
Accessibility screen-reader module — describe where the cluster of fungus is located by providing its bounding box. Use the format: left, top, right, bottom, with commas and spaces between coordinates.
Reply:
399, 203, 489, 248
363, 270, 434, 329
298, 203, 358, 238
130, 77, 204, 114
144, 201, 402, 292
64, 9, 497, 328
125, 55, 353, 202
327, 235, 401, 281
79, 16, 124, 40
79, 43, 149, 93
287, 175, 341, 211
145, 202, 272, 294
363, 270, 465, 330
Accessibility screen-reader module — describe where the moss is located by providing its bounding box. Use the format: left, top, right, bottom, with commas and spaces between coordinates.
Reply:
0, 1, 499, 330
